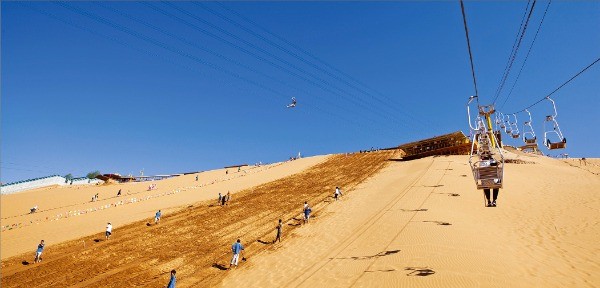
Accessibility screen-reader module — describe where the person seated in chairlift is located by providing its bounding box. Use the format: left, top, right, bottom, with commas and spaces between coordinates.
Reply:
479, 152, 498, 167
286, 97, 297, 108
480, 155, 500, 207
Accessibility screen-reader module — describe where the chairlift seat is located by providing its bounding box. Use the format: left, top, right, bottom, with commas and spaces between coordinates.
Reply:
546, 139, 567, 150
525, 138, 536, 144
473, 165, 503, 189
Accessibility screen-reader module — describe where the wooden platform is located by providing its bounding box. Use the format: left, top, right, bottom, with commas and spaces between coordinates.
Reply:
398, 131, 473, 161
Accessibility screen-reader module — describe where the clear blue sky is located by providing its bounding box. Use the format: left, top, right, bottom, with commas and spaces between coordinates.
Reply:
2, 1, 599, 183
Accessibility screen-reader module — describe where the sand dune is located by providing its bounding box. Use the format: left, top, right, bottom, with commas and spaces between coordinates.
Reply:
0, 156, 326, 260
1, 151, 395, 287
224, 152, 600, 288
2, 151, 599, 287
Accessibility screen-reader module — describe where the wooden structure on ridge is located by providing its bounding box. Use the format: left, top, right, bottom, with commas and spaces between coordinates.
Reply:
397, 131, 472, 161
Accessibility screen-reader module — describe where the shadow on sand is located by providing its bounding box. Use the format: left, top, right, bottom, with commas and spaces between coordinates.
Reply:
400, 208, 428, 212
423, 221, 452, 226
330, 249, 400, 260
405, 267, 436, 276
435, 192, 460, 197
365, 269, 396, 273
212, 263, 228, 271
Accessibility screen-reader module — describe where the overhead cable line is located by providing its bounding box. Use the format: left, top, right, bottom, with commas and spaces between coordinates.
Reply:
493, 0, 531, 101
94, 2, 414, 136
41, 2, 403, 138
215, 2, 439, 133
492, 0, 537, 104
157, 2, 416, 130
459, 0, 480, 103
146, 2, 421, 136
499, 0, 552, 110
199, 2, 435, 131
506, 57, 600, 114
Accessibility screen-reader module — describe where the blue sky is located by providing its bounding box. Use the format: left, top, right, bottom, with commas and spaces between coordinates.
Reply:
2, 1, 599, 183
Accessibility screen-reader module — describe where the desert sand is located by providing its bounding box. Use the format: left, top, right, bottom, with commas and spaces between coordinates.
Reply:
1, 150, 599, 287
0, 156, 326, 259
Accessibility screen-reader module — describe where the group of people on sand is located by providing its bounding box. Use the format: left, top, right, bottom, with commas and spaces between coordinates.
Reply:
225, 187, 344, 271
29, 184, 346, 287
218, 192, 232, 206
91, 193, 99, 202
359, 147, 381, 153
148, 183, 157, 191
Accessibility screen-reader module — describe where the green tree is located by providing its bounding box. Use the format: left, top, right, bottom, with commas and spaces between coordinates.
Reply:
86, 170, 101, 179
64, 173, 73, 182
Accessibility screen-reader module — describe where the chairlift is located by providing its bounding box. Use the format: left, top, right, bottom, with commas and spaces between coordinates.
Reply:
466, 97, 504, 191
522, 109, 537, 144
286, 97, 297, 108
503, 114, 512, 134
509, 114, 520, 139
499, 112, 506, 129
494, 113, 503, 131
543, 97, 567, 150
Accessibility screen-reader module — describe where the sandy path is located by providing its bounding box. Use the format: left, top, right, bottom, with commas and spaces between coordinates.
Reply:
0, 156, 326, 259
224, 154, 600, 287
1, 151, 396, 287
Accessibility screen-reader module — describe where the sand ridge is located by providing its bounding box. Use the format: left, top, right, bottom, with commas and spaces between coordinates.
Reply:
1, 150, 397, 287
224, 153, 600, 288
0, 156, 327, 260
1, 152, 598, 287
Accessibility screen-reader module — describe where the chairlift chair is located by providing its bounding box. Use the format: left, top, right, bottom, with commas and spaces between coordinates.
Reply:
494, 113, 503, 131
504, 114, 512, 134
510, 114, 520, 139
522, 109, 537, 144
466, 97, 504, 190
543, 97, 567, 150
499, 112, 506, 129
286, 97, 297, 108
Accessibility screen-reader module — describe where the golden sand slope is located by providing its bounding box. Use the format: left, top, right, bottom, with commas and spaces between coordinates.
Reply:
0, 157, 325, 260
224, 152, 600, 288
1, 151, 396, 287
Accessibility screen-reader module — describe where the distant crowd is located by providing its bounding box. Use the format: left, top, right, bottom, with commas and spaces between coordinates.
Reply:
358, 147, 383, 153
